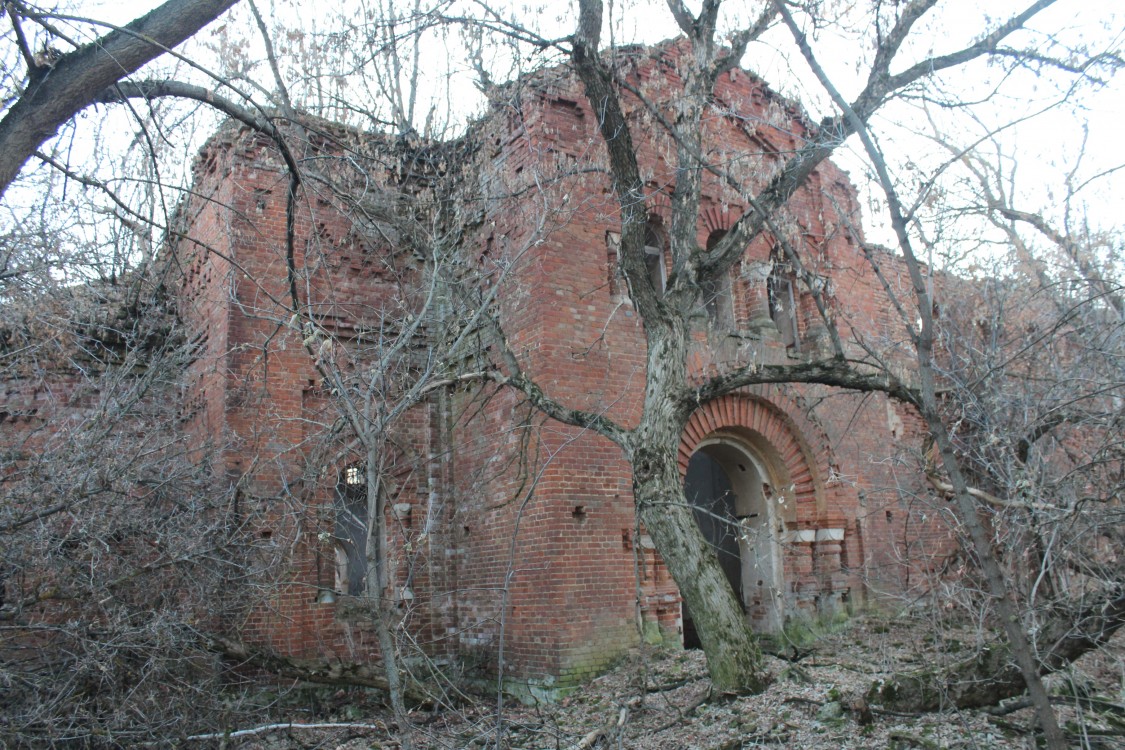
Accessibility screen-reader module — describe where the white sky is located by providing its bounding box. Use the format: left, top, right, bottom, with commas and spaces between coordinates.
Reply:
12, 0, 1124, 272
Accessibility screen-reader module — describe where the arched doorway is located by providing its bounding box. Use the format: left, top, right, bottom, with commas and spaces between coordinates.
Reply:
681, 438, 782, 647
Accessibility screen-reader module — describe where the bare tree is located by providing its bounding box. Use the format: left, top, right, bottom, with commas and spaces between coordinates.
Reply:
2, 1, 1122, 746
863, 133, 1124, 732
0, 252, 269, 743
447, 0, 1120, 707
0, 0, 243, 197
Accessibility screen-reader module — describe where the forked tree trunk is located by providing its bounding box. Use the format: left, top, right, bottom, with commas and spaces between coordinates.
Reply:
567, 0, 769, 696
630, 325, 768, 693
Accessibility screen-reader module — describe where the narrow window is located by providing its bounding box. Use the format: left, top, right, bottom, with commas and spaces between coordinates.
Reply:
768, 260, 800, 351
606, 231, 622, 297
701, 231, 733, 327
644, 221, 667, 295
335, 464, 367, 595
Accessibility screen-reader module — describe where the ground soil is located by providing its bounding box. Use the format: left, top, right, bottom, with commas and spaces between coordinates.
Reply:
216, 613, 1125, 749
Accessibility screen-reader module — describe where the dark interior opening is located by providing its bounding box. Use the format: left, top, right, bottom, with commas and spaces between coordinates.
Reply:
681, 449, 743, 649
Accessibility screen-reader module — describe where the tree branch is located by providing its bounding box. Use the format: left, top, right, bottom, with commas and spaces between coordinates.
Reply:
571, 0, 665, 325
496, 370, 630, 451
95, 79, 274, 135
925, 472, 1058, 512
0, 0, 242, 199
208, 634, 441, 705
881, 0, 1059, 99
665, 0, 695, 37
692, 357, 921, 407
704, 0, 1058, 281
994, 205, 1124, 319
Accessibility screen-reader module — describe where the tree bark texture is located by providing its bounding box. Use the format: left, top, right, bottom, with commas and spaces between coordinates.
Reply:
635, 465, 768, 694
630, 322, 768, 694
0, 0, 241, 198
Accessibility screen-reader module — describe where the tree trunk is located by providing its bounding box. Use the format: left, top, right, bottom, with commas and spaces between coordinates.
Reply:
631, 415, 767, 693
363, 449, 413, 749
870, 589, 1125, 712
623, 284, 769, 694
0, 0, 241, 199
367, 600, 415, 750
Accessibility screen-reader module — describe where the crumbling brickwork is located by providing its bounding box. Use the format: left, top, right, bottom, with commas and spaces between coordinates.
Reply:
159, 42, 956, 693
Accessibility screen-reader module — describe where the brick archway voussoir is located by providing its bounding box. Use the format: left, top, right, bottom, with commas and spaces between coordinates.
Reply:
679, 393, 830, 523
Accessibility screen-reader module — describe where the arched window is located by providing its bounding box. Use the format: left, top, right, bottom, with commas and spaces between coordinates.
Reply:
701, 230, 733, 327
644, 220, 667, 295
335, 464, 367, 596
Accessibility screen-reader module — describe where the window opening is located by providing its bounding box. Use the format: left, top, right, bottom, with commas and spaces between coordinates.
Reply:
768, 261, 800, 351
644, 221, 667, 294
702, 230, 733, 327
605, 231, 622, 297
335, 464, 367, 595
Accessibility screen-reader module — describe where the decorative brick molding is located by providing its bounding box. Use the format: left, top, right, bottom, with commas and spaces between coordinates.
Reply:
679, 389, 833, 527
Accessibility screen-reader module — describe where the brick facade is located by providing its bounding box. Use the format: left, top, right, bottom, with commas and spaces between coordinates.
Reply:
14, 41, 955, 695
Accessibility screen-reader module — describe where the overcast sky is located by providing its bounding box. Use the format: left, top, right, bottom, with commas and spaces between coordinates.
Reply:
17, 0, 1124, 266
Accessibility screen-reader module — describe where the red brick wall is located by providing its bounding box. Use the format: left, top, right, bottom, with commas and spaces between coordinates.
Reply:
440, 43, 956, 684
171, 126, 457, 665
161, 44, 957, 690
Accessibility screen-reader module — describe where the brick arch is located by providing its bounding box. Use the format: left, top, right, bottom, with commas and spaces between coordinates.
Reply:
679, 389, 834, 527
700, 202, 744, 235
645, 189, 672, 223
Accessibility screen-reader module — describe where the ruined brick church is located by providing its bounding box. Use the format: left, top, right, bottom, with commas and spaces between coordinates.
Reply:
172, 40, 947, 696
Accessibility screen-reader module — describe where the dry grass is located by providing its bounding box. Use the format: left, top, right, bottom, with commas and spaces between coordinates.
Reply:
222, 612, 1125, 749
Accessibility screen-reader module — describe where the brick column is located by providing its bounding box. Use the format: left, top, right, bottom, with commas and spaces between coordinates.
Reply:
813, 527, 847, 616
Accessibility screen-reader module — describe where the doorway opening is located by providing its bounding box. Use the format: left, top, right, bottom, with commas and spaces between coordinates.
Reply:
681, 439, 781, 648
